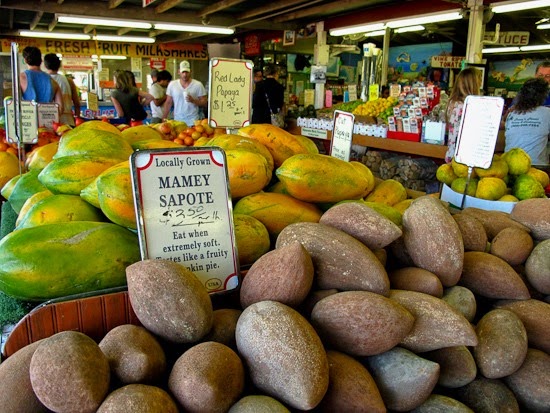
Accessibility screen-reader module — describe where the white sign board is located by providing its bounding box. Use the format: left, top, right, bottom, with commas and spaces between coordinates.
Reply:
131, 147, 240, 293
37, 103, 59, 129
208, 58, 253, 128
330, 110, 355, 161
454, 96, 504, 168
5, 98, 39, 144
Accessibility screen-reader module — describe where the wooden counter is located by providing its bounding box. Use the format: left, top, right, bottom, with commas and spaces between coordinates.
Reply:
287, 125, 448, 159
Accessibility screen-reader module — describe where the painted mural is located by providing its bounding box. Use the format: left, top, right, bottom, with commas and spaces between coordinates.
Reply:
487, 59, 544, 92
388, 42, 453, 83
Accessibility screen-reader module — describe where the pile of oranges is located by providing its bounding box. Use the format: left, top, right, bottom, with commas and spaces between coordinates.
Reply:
172, 119, 220, 146
0, 128, 19, 156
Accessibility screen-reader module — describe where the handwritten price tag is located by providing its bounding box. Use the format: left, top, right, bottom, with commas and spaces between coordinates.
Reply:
330, 110, 355, 161
130, 147, 240, 293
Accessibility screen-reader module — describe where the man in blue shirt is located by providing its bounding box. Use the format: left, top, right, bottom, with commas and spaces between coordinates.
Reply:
535, 61, 550, 106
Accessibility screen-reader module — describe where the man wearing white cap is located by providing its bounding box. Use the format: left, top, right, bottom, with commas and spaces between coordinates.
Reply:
163, 60, 207, 126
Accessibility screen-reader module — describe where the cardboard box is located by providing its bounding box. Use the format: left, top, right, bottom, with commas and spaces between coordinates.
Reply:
440, 184, 516, 213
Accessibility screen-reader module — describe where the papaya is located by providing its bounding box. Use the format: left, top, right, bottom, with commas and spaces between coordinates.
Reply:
55, 128, 133, 161
226, 149, 272, 199
80, 161, 128, 208
363, 201, 403, 226
0, 221, 140, 301
1, 174, 21, 200
365, 179, 408, 206
293, 134, 319, 154
38, 155, 122, 195
233, 214, 271, 266
96, 163, 136, 229
237, 124, 309, 167
25, 141, 59, 171
15, 189, 54, 227
208, 134, 275, 171
266, 181, 289, 194
350, 161, 376, 196
233, 191, 323, 238
7, 169, 48, 214
121, 124, 164, 145
72, 119, 122, 135
131, 139, 184, 150
17, 194, 105, 229
0, 151, 21, 189
275, 153, 371, 203
393, 198, 414, 214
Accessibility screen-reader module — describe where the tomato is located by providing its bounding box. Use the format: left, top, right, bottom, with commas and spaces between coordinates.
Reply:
74, 117, 86, 126
130, 120, 143, 127
51, 121, 61, 132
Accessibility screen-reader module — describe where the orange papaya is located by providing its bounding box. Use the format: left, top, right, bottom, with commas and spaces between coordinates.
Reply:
96, 163, 136, 229
275, 153, 371, 203
131, 139, 184, 150
121, 124, 164, 145
0, 151, 22, 189
15, 189, 53, 227
226, 149, 272, 199
293, 134, 319, 154
233, 214, 271, 266
25, 141, 59, 171
209, 134, 274, 171
365, 179, 408, 206
80, 161, 128, 208
72, 119, 122, 135
55, 128, 133, 161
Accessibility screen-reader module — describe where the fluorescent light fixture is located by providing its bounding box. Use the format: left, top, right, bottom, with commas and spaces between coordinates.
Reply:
521, 44, 550, 51
99, 55, 127, 60
153, 23, 234, 34
19, 30, 91, 40
329, 23, 385, 37
537, 23, 550, 29
365, 30, 386, 37
395, 25, 425, 33
93, 34, 155, 43
482, 46, 521, 53
58, 15, 151, 29
492, 0, 549, 13
387, 12, 462, 28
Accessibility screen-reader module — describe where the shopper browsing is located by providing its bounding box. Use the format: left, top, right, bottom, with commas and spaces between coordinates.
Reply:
252, 64, 285, 125
43, 53, 80, 126
149, 70, 172, 124
534, 61, 550, 107
162, 60, 207, 126
505, 78, 550, 165
444, 67, 482, 163
111, 70, 152, 124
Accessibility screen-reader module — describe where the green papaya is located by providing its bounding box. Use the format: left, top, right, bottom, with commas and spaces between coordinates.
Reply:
54, 128, 133, 161
7, 169, 48, 214
0, 221, 141, 301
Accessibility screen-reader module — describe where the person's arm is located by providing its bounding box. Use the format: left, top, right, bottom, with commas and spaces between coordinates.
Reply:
51, 78, 64, 116
150, 84, 167, 107
138, 90, 154, 105
162, 95, 173, 120
19, 72, 28, 95
67, 76, 81, 118
110, 96, 125, 119
191, 95, 207, 107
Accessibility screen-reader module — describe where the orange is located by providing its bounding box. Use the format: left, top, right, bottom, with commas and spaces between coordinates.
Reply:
183, 136, 194, 146
174, 138, 184, 145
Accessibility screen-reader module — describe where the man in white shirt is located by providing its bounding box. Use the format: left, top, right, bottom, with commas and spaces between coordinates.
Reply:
149, 70, 172, 123
162, 60, 207, 126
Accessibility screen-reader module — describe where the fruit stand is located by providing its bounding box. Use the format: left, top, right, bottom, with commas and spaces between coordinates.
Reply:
0, 119, 549, 412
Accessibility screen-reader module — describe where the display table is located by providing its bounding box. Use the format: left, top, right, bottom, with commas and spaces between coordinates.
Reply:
287, 125, 448, 160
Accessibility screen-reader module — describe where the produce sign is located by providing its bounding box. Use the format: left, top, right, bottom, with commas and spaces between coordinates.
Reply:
130, 147, 239, 293
207, 58, 253, 128
330, 110, 355, 161
5, 98, 38, 144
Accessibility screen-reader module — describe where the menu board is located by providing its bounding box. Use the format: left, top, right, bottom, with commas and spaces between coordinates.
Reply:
208, 58, 253, 128
330, 110, 355, 161
130, 147, 239, 293
455, 96, 504, 168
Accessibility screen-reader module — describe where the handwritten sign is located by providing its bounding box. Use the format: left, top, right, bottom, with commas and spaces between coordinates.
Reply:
348, 85, 358, 101
37, 103, 59, 129
208, 58, 253, 128
5, 99, 39, 144
130, 147, 239, 293
87, 92, 99, 112
330, 110, 355, 161
431, 55, 465, 69
455, 96, 504, 168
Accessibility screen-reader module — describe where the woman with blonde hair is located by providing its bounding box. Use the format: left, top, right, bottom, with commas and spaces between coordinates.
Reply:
445, 67, 482, 162
110, 70, 153, 124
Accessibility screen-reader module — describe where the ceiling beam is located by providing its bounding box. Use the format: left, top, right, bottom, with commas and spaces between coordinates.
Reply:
48, 16, 58, 31
29, 11, 44, 30
198, 0, 247, 18
83, 24, 95, 33
108, 0, 126, 9
154, 0, 186, 14
237, 0, 309, 20
273, 0, 376, 23
117, 27, 132, 35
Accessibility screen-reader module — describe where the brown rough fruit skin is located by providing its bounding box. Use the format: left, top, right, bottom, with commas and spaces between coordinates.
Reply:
510, 198, 550, 240
320, 350, 385, 413
228, 395, 290, 413
490, 227, 534, 266
474, 309, 528, 379
494, 299, 550, 354
0, 340, 48, 413
276, 222, 389, 295
299, 289, 339, 319
453, 212, 488, 252
389, 289, 478, 352
201, 308, 242, 351
29, 331, 110, 413
320, 202, 402, 249
311, 290, 414, 356
410, 394, 474, 412
365, 347, 440, 412
455, 377, 520, 413
168, 341, 245, 413
504, 349, 550, 413
403, 196, 464, 287
460, 251, 530, 299
240, 242, 314, 309
99, 324, 166, 384
96, 384, 178, 413
389, 267, 444, 297
126, 259, 213, 343
525, 239, 550, 295
422, 346, 477, 388
462, 207, 530, 240
236, 300, 329, 411
441, 286, 477, 322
